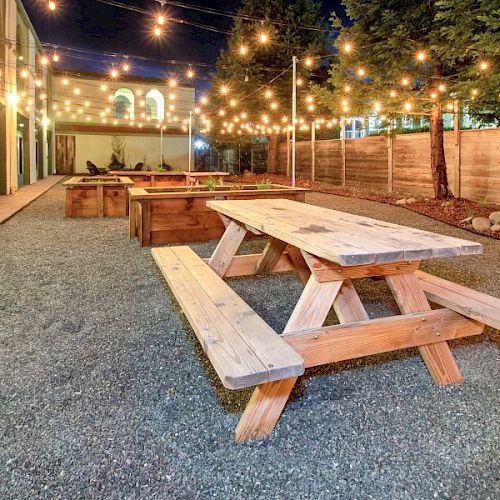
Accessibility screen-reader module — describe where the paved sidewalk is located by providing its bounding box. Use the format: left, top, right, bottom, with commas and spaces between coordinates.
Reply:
0, 176, 64, 224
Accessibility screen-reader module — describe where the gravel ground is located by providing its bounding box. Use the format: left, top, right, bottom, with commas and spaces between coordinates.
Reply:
0, 183, 498, 499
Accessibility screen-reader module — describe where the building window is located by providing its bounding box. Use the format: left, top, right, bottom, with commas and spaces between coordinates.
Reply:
146, 89, 164, 120
114, 88, 134, 119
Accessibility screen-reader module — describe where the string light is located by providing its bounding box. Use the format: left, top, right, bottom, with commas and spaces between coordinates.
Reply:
404, 101, 412, 111
220, 85, 229, 95
479, 61, 489, 71
48, 1, 56, 11
416, 51, 426, 62
110, 69, 119, 79
401, 77, 410, 86
20, 69, 29, 78
264, 89, 273, 99
52, 53, 60, 62
305, 57, 313, 67
357, 67, 365, 76
471, 88, 479, 96
154, 26, 162, 37
157, 15, 165, 26
123, 63, 130, 72
344, 42, 352, 53
200, 96, 208, 105
100, 84, 107, 91
186, 68, 194, 78
344, 85, 351, 92
41, 56, 49, 66
169, 79, 177, 88
259, 32, 269, 44
239, 46, 248, 56
438, 83, 446, 92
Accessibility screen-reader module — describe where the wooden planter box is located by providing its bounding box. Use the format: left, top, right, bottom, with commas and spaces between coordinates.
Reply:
64, 176, 133, 218
108, 171, 229, 188
129, 184, 308, 245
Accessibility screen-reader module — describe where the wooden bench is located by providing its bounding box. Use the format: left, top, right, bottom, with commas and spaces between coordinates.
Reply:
417, 271, 500, 331
152, 246, 304, 390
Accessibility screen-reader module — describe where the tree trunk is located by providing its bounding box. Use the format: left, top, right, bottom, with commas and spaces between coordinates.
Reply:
430, 102, 451, 199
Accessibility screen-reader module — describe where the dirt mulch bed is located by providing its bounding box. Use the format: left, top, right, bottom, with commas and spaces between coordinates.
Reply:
228, 173, 500, 240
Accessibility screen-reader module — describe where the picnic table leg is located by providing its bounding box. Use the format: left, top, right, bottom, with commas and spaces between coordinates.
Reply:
235, 275, 343, 442
208, 220, 247, 277
235, 377, 298, 443
386, 272, 463, 385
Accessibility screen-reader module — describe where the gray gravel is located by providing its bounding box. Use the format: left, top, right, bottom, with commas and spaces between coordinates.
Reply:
0, 183, 499, 499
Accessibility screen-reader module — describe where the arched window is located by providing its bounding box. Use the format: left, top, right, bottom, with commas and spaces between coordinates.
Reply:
114, 88, 134, 119
146, 89, 164, 120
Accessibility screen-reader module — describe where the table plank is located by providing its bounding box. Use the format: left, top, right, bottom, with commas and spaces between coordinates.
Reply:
206, 199, 482, 266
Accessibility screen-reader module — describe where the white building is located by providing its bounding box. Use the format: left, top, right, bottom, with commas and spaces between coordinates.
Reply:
0, 0, 54, 195
53, 73, 195, 173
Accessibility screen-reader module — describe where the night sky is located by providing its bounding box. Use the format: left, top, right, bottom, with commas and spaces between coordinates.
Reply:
23, 0, 344, 89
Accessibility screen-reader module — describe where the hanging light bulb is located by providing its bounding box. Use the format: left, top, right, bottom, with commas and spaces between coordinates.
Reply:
239, 46, 248, 56
52, 53, 60, 62
187, 68, 194, 79
110, 69, 119, 79
48, 1, 56, 11
305, 57, 313, 67
259, 32, 269, 44
479, 61, 489, 71
123, 62, 130, 72
41, 56, 49, 66
357, 67, 365, 76
416, 51, 426, 62
344, 42, 352, 53
154, 26, 162, 37
220, 85, 229, 95
157, 15, 165, 26
169, 79, 177, 88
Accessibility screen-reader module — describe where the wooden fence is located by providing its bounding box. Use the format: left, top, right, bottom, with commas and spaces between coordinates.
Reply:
272, 128, 500, 204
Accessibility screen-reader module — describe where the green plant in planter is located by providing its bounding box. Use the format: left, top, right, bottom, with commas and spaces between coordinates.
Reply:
205, 176, 217, 191
256, 179, 273, 190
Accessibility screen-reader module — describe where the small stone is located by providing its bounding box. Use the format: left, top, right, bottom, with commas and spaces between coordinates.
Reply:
472, 217, 491, 231
395, 198, 407, 206
489, 211, 500, 225
406, 198, 417, 204
490, 224, 500, 233
461, 216, 474, 224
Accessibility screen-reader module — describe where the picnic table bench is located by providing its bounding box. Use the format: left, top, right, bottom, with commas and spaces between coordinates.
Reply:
153, 199, 498, 442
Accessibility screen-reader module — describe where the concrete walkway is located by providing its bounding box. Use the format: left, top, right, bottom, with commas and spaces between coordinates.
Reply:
0, 175, 64, 224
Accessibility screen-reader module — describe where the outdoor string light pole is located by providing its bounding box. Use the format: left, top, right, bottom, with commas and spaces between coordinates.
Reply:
188, 110, 193, 173
291, 55, 297, 187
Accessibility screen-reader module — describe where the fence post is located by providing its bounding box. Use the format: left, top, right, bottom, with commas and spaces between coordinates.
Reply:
341, 119, 346, 187
387, 123, 393, 194
453, 99, 461, 198
311, 121, 316, 182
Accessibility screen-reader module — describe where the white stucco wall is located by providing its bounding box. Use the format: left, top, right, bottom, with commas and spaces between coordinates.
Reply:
70, 133, 189, 173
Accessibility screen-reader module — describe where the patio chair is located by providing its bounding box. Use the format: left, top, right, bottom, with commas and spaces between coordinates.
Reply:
86, 161, 107, 176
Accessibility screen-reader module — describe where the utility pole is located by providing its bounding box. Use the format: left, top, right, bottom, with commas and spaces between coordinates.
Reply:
291, 55, 297, 187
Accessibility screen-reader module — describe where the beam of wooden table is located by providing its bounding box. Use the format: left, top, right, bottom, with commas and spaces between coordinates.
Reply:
235, 274, 343, 442
386, 273, 464, 385
255, 238, 288, 275
208, 220, 247, 277
283, 309, 484, 369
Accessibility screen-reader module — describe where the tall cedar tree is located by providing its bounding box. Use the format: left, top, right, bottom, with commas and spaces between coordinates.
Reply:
206, 0, 327, 145
316, 0, 499, 199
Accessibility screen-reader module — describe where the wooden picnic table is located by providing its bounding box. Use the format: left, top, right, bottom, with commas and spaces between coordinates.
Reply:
153, 198, 497, 442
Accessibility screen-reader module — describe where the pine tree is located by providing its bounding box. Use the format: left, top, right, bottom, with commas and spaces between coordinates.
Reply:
205, 0, 328, 144
315, 0, 499, 199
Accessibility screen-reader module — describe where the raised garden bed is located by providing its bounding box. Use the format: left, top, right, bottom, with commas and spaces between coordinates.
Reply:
129, 184, 308, 245
64, 176, 134, 218
108, 171, 229, 188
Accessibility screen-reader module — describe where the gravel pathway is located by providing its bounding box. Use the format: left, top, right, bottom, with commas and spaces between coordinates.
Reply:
1, 184, 498, 499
